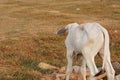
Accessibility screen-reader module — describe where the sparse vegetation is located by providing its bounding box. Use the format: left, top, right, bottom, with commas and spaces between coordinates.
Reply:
0, 0, 119, 80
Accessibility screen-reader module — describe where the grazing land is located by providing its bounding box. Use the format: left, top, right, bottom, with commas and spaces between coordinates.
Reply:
0, 0, 119, 80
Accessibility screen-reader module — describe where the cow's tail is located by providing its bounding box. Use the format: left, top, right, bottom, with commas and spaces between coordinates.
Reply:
95, 23, 113, 76
100, 25, 110, 70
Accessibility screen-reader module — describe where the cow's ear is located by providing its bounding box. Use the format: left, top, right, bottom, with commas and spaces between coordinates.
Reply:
56, 27, 67, 34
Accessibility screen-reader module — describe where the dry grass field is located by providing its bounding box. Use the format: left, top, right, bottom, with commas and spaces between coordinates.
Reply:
0, 0, 120, 80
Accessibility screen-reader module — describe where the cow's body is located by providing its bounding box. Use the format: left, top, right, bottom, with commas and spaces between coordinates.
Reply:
65, 23, 103, 55
57, 22, 115, 80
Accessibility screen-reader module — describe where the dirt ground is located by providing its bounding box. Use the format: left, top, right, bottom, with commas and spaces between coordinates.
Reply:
0, 0, 119, 80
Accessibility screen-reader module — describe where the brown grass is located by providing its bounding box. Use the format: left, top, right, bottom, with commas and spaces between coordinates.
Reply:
0, 0, 119, 80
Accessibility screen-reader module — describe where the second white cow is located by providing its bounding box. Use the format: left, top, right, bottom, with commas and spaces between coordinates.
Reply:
56, 22, 115, 80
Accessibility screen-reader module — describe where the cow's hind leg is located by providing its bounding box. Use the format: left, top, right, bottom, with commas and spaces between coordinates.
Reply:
82, 54, 98, 80
82, 47, 99, 80
104, 55, 115, 80
99, 50, 115, 80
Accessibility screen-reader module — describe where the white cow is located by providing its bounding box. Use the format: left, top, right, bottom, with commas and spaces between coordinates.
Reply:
56, 22, 115, 80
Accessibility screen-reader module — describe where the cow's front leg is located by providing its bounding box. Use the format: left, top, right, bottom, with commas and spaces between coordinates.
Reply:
80, 57, 87, 80
66, 49, 73, 80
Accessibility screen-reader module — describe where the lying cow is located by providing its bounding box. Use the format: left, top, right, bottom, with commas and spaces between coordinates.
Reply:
56, 22, 115, 80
